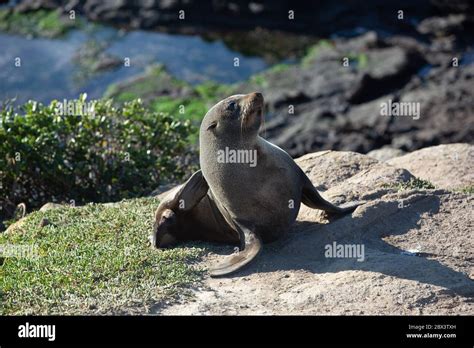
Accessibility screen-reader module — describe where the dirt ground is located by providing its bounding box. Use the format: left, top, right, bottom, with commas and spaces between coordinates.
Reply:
153, 145, 474, 315
156, 194, 473, 315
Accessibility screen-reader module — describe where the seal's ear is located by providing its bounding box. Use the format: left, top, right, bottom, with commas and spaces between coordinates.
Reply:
206, 121, 217, 131
209, 219, 262, 277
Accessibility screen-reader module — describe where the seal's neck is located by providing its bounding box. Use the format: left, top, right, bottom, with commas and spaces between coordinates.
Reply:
205, 133, 258, 152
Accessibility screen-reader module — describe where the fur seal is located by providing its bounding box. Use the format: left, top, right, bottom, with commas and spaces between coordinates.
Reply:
152, 92, 357, 277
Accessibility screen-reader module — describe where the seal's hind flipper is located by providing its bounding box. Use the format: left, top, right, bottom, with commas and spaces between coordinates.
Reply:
173, 170, 209, 211
209, 220, 262, 277
153, 170, 209, 247
157, 170, 209, 213
301, 175, 357, 214
335, 201, 362, 213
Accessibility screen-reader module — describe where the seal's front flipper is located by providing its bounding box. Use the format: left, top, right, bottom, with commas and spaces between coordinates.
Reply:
301, 175, 358, 214
209, 220, 262, 277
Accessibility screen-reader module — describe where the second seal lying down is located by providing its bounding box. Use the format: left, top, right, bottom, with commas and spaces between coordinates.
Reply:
152, 92, 358, 277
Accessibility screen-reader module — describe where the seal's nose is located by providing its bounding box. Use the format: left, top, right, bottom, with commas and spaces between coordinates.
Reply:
247, 92, 263, 106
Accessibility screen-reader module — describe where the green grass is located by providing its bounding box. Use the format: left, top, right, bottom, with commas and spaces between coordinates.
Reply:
300, 40, 369, 70
150, 97, 207, 121
347, 52, 369, 69
0, 9, 79, 38
301, 39, 334, 67
105, 70, 235, 144
387, 177, 436, 191
456, 185, 474, 194
104, 65, 187, 103
250, 74, 268, 88
0, 197, 206, 315
194, 81, 234, 101
149, 96, 207, 144
267, 63, 291, 74
151, 82, 234, 143
249, 63, 291, 88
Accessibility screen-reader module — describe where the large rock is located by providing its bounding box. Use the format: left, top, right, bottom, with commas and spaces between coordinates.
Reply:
236, 33, 430, 156
417, 14, 474, 37
367, 147, 407, 161
381, 63, 474, 152
387, 143, 474, 190
13, 0, 436, 34
296, 151, 414, 223
158, 145, 474, 315
249, 32, 474, 157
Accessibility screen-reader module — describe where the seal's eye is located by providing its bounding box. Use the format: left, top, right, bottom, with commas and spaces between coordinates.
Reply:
227, 101, 237, 111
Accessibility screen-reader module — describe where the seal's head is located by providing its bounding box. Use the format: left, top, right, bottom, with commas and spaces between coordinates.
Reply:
151, 208, 178, 248
200, 92, 264, 141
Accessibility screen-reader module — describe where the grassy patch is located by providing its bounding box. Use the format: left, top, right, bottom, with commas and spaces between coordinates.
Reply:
149, 82, 233, 122
106, 67, 234, 108
104, 65, 187, 104
105, 69, 235, 144
150, 82, 234, 143
194, 81, 234, 101
347, 52, 369, 69
249, 63, 291, 88
0, 197, 206, 315
300, 41, 369, 70
456, 185, 474, 194
150, 97, 207, 122
268, 63, 291, 74
250, 74, 268, 88
387, 177, 436, 191
301, 39, 334, 67
0, 9, 79, 38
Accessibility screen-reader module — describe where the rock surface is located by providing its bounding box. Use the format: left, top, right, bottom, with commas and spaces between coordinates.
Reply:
13, 0, 436, 33
387, 143, 474, 190
156, 144, 474, 315
367, 147, 407, 161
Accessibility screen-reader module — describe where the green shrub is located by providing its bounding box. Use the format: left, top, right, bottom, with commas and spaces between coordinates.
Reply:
0, 95, 197, 219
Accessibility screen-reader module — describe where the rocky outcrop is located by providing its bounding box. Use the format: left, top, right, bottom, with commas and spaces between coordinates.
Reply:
12, 0, 474, 41
235, 32, 474, 157
158, 144, 473, 315
10, 1, 471, 158
387, 143, 474, 190
106, 27, 473, 158
13, 0, 436, 34
367, 147, 407, 161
